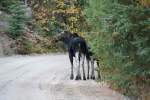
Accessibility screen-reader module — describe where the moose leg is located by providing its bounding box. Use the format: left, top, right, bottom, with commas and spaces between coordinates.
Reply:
82, 55, 86, 80
87, 58, 90, 79
69, 53, 74, 80
97, 61, 101, 80
75, 53, 81, 80
91, 58, 95, 80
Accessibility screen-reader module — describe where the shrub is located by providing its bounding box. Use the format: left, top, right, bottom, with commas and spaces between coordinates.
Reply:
85, 0, 150, 98
8, 2, 30, 39
0, 0, 18, 12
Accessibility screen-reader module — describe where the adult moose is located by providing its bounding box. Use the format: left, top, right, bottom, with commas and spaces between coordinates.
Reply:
53, 31, 95, 80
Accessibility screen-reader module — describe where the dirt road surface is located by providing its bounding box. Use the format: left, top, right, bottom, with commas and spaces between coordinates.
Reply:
0, 54, 129, 100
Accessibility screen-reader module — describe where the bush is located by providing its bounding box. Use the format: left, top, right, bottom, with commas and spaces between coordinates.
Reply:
85, 0, 150, 98
0, 0, 18, 12
8, 2, 30, 39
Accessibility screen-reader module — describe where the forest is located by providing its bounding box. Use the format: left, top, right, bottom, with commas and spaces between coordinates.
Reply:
0, 0, 150, 99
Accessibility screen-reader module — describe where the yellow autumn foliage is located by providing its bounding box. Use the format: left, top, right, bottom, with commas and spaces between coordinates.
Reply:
138, 0, 150, 7
69, 17, 78, 22
52, 9, 65, 14
56, 0, 65, 9
66, 6, 80, 14
29, 0, 86, 34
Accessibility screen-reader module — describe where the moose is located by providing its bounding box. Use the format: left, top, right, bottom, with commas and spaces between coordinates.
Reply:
53, 31, 98, 80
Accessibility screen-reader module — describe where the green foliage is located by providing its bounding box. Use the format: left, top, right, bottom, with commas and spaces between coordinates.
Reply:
75, 0, 88, 9
21, 38, 33, 54
85, 0, 150, 98
0, 0, 18, 12
8, 2, 30, 39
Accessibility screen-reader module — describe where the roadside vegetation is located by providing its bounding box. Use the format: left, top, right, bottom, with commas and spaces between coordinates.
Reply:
0, 0, 149, 99
84, 0, 150, 99
0, 0, 64, 54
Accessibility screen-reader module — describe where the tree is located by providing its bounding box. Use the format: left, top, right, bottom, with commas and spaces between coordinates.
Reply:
9, 2, 31, 39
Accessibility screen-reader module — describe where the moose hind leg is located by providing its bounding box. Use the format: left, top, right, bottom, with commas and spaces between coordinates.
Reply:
82, 55, 86, 80
87, 59, 90, 79
97, 61, 101, 80
91, 58, 95, 80
69, 53, 74, 80
75, 52, 81, 80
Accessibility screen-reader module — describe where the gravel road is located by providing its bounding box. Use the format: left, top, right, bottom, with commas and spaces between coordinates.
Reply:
0, 54, 129, 100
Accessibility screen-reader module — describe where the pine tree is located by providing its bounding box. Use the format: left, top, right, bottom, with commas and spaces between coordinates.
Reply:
9, 2, 29, 39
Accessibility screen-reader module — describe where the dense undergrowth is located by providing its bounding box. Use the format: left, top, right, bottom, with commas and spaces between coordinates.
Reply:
84, 0, 150, 99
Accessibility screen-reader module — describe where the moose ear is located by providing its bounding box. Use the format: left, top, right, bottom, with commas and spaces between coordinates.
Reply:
64, 30, 72, 34
63, 30, 68, 33
73, 33, 79, 37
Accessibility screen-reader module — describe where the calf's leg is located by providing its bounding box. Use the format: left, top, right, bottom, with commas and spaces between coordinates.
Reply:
97, 61, 101, 80
86, 58, 90, 79
91, 58, 95, 79
82, 55, 86, 80
69, 53, 74, 80
75, 53, 81, 80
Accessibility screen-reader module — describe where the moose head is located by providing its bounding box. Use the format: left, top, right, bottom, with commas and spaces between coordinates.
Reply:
53, 31, 79, 43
